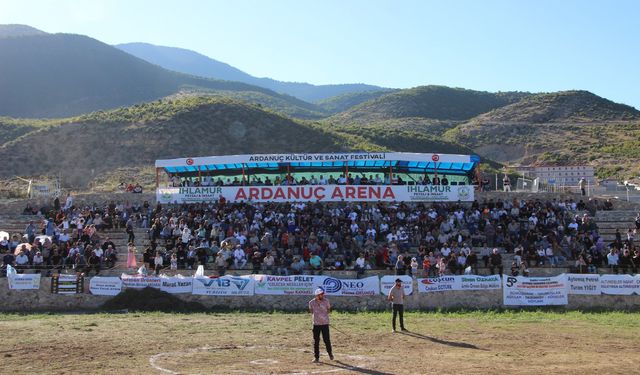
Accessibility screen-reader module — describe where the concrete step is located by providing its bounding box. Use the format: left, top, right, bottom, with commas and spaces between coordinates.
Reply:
595, 221, 634, 228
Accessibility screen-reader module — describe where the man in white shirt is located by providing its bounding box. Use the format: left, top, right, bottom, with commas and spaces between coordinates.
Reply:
350, 222, 359, 235
386, 232, 398, 243
460, 243, 471, 256
354, 254, 367, 277
441, 245, 452, 258
365, 225, 377, 239
379, 222, 389, 235
93, 247, 104, 267
607, 249, 619, 274
64, 194, 74, 212
58, 230, 70, 244
15, 251, 29, 271
235, 232, 247, 246
233, 245, 247, 269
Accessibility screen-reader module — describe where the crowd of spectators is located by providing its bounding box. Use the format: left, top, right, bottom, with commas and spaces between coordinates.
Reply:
2, 193, 639, 278
1, 195, 152, 276
118, 182, 144, 193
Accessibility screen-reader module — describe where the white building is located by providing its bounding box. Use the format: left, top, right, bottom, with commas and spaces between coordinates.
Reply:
514, 165, 595, 185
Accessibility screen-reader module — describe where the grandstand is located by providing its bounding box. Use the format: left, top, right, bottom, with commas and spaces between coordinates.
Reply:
1, 192, 637, 278
154, 152, 480, 203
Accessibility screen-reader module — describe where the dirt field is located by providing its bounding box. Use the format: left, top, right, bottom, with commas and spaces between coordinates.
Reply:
0, 311, 639, 375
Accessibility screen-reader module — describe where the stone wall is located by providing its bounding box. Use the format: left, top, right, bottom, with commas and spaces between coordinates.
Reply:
1, 278, 639, 312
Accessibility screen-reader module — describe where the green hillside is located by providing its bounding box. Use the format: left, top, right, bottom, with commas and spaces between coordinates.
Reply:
0, 33, 327, 119
470, 90, 640, 123
328, 86, 531, 124
316, 90, 398, 114
443, 91, 640, 179
0, 96, 494, 187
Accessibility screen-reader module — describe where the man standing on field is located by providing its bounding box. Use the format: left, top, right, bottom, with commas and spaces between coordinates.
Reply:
388, 278, 407, 332
309, 288, 334, 363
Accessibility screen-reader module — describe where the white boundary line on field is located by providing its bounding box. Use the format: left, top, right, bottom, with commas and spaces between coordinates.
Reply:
149, 345, 375, 375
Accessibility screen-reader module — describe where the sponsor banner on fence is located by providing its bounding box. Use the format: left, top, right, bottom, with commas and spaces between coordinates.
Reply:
503, 275, 568, 306
157, 184, 473, 204
380, 275, 413, 296
89, 277, 123, 296
253, 275, 320, 295
160, 276, 194, 294
566, 274, 601, 295
7, 273, 41, 290
314, 276, 379, 296
460, 274, 502, 290
417, 275, 501, 293
192, 276, 254, 296
600, 274, 640, 295
120, 274, 161, 289
51, 274, 83, 294
417, 276, 460, 293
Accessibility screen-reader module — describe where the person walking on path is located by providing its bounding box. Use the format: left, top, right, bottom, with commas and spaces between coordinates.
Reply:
309, 288, 334, 363
388, 278, 407, 333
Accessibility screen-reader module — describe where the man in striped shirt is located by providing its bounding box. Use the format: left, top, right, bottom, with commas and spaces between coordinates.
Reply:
309, 288, 334, 363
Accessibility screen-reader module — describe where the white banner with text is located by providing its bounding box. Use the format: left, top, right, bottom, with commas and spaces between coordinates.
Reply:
417, 275, 502, 293
160, 276, 194, 294
157, 184, 474, 204
313, 276, 379, 296
192, 276, 254, 296
252, 275, 320, 295
89, 277, 123, 296
156, 152, 473, 168
566, 274, 601, 295
7, 273, 41, 290
120, 274, 162, 289
503, 275, 569, 306
599, 275, 640, 295
380, 275, 414, 296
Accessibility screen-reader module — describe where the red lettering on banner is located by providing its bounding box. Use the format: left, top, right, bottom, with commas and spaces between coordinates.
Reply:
288, 187, 299, 199
369, 187, 381, 199
274, 188, 286, 200
382, 187, 395, 199
262, 188, 273, 200
331, 187, 344, 199
248, 188, 259, 200
357, 186, 367, 199
314, 187, 326, 200
235, 189, 247, 201
345, 186, 356, 199
300, 187, 313, 200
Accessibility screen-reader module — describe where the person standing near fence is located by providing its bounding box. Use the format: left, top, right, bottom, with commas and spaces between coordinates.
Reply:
308, 288, 334, 363
503, 174, 511, 192
579, 178, 587, 196
388, 278, 407, 333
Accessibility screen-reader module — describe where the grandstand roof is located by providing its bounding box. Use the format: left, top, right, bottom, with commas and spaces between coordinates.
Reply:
156, 152, 480, 176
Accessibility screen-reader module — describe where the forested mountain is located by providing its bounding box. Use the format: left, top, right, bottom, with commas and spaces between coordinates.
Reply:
116, 42, 385, 102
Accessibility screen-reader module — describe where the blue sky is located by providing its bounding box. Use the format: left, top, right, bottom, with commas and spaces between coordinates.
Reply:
1, 0, 638, 108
